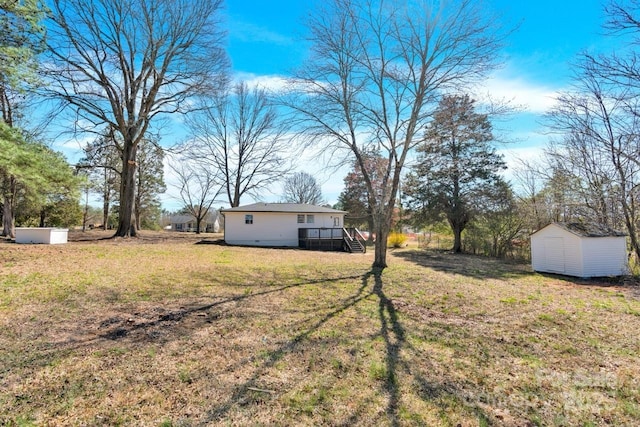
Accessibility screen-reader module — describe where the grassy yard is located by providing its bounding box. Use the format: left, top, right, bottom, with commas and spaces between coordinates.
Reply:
1, 231, 639, 426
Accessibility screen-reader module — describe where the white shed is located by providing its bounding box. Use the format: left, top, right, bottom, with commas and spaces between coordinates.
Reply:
530, 222, 628, 278
220, 203, 346, 247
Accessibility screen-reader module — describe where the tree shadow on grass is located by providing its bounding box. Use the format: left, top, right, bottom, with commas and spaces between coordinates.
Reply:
368, 268, 404, 426
8, 267, 499, 424
94, 273, 367, 345
203, 272, 375, 422
393, 249, 533, 280
201, 268, 493, 426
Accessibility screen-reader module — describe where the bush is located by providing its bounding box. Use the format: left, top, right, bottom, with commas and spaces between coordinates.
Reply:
387, 232, 407, 248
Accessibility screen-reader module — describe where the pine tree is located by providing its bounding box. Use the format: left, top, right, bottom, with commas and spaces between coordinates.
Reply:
404, 95, 506, 253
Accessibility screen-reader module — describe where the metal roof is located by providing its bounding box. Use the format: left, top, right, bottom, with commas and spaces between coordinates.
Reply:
220, 203, 346, 214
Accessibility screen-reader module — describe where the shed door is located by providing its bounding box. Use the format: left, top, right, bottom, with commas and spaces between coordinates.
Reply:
544, 237, 565, 273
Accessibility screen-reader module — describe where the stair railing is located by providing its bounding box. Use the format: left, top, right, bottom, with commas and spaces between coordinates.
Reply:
343, 227, 367, 253
353, 228, 367, 253
342, 228, 354, 252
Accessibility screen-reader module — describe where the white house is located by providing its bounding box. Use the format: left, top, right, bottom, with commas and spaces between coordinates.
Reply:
531, 222, 628, 278
220, 203, 347, 247
169, 211, 221, 233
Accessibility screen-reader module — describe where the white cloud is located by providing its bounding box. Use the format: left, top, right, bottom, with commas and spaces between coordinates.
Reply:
476, 72, 560, 114
233, 72, 290, 92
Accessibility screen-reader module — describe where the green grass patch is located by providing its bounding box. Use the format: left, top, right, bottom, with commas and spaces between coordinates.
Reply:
1, 234, 639, 425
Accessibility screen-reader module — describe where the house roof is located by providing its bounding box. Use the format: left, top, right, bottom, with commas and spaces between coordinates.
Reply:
533, 222, 627, 238
220, 203, 346, 214
170, 211, 219, 223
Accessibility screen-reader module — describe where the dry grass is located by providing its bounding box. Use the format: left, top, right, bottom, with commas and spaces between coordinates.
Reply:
1, 230, 639, 426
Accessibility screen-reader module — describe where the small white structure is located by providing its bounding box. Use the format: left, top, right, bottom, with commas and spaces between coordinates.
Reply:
15, 227, 69, 244
531, 222, 627, 278
221, 203, 346, 247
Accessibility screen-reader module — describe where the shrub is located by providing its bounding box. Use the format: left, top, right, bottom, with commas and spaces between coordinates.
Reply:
387, 232, 407, 248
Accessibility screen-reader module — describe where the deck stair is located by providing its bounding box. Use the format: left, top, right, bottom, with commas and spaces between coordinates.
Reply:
343, 228, 366, 253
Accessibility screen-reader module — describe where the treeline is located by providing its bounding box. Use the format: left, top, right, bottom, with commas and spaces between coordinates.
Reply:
4, 0, 640, 271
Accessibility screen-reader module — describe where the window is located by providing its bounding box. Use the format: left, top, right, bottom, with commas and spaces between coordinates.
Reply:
306, 215, 314, 224
333, 217, 340, 227
245, 214, 253, 224
297, 214, 305, 223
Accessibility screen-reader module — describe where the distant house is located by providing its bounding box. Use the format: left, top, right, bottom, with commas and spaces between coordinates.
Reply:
220, 203, 364, 252
169, 211, 221, 233
530, 222, 628, 278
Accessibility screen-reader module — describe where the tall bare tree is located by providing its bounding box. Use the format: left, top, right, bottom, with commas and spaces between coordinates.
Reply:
185, 81, 292, 207
285, 0, 503, 269
169, 157, 220, 234
282, 172, 324, 205
43, 0, 228, 237
548, 68, 640, 260
78, 131, 121, 229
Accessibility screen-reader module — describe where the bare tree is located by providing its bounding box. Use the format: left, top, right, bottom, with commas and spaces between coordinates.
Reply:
282, 172, 324, 205
185, 81, 292, 207
548, 62, 640, 260
43, 0, 228, 237
285, 0, 504, 268
169, 158, 220, 234
78, 131, 121, 229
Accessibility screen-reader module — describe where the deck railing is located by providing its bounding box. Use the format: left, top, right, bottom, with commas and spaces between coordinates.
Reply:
298, 227, 366, 252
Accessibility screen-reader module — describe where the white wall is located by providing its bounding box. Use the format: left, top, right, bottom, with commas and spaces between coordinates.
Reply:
531, 225, 583, 276
531, 224, 627, 277
15, 228, 68, 244
581, 236, 628, 277
224, 212, 344, 247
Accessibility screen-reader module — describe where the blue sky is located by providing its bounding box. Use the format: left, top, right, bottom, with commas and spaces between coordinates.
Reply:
53, 1, 612, 209
216, 0, 610, 207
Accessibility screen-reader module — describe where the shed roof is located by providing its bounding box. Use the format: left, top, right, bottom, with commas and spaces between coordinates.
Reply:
533, 222, 627, 238
221, 203, 346, 214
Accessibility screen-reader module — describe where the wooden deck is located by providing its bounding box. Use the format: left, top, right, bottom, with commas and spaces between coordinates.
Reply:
298, 228, 366, 253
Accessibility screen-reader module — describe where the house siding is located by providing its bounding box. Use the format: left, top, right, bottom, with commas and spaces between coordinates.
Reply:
224, 211, 343, 247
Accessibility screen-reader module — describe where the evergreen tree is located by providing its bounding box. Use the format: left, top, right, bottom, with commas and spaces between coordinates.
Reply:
1, 0, 47, 237
1, 122, 80, 235
404, 95, 506, 253
135, 138, 166, 230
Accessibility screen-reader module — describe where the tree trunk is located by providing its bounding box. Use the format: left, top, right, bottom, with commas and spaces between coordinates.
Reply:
82, 187, 89, 232
114, 142, 138, 237
372, 206, 392, 269
135, 200, 141, 231
373, 223, 389, 269
452, 224, 463, 253
102, 168, 110, 229
2, 176, 16, 238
